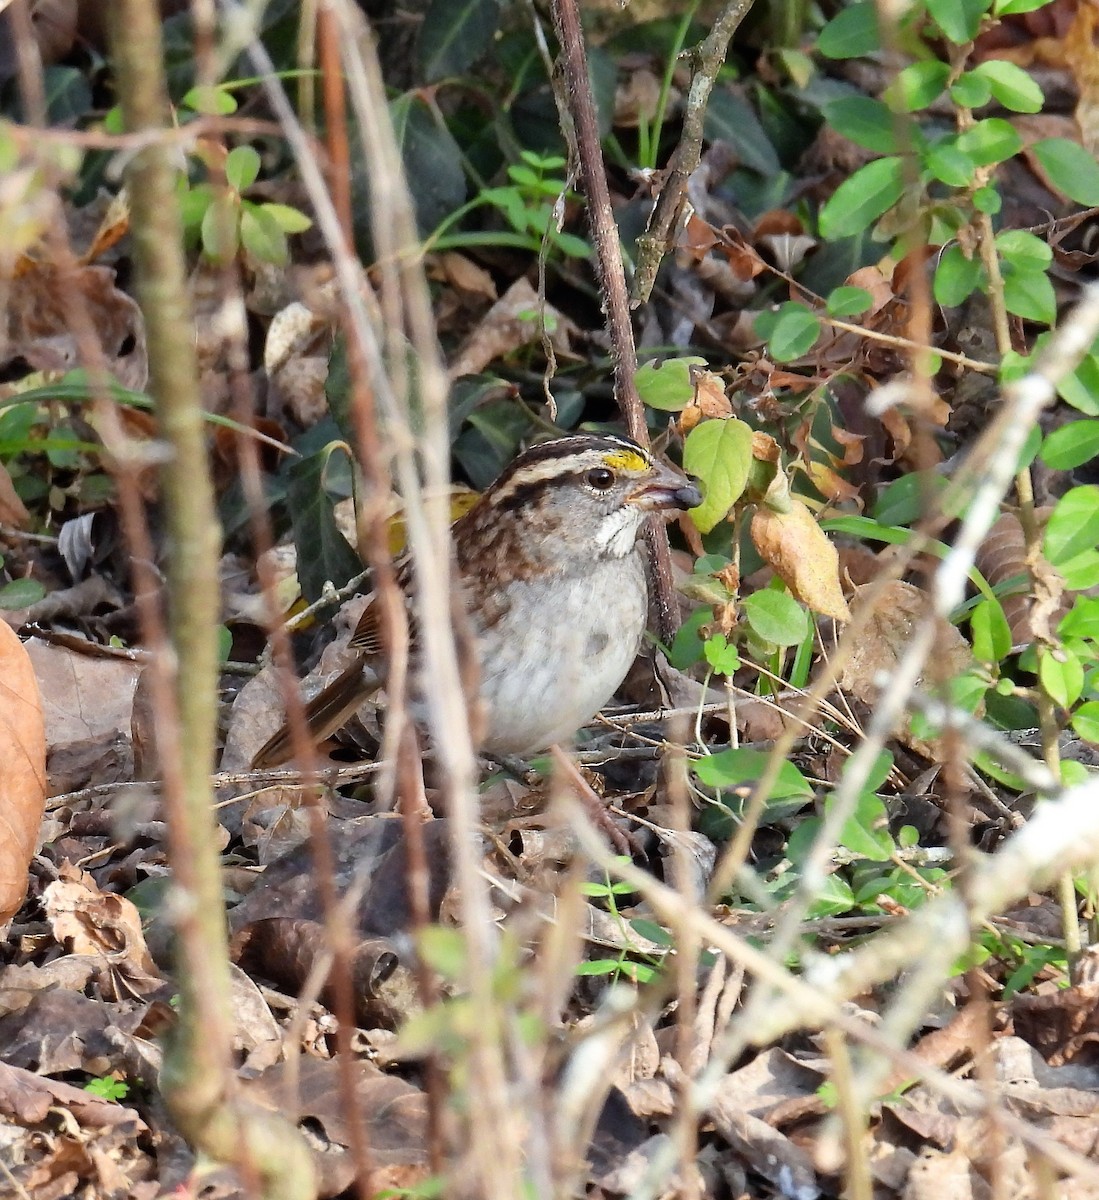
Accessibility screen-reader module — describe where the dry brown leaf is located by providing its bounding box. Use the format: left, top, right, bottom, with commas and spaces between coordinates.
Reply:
976, 510, 1067, 646
2, 260, 147, 391
42, 863, 162, 998
750, 499, 851, 621
0, 1060, 146, 1130
678, 368, 732, 433
24, 639, 141, 794
0, 459, 29, 528
715, 226, 769, 281
447, 276, 574, 379
614, 66, 664, 127
1065, 0, 1099, 154
0, 624, 46, 923
427, 251, 498, 301
247, 1056, 429, 1197
838, 582, 976, 756
677, 212, 722, 264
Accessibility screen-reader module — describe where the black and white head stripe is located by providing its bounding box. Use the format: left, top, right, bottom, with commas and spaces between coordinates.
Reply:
489, 434, 654, 506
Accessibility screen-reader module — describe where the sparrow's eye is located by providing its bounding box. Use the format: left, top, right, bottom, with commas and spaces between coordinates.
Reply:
586, 467, 615, 491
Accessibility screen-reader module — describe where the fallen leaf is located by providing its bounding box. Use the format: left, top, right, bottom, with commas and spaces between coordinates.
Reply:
0, 624, 46, 923
447, 276, 574, 379
0, 460, 29, 527
24, 639, 141, 795
42, 863, 162, 999
2, 260, 147, 391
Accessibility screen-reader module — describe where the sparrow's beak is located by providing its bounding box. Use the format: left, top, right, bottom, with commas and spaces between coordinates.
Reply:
629, 460, 703, 512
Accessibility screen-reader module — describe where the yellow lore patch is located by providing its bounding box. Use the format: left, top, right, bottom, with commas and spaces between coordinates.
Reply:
601, 448, 650, 472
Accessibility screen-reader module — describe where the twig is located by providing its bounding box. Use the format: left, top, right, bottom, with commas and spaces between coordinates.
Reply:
108, 4, 316, 1195
632, 0, 757, 304
547, 0, 681, 641
559, 788, 1099, 1195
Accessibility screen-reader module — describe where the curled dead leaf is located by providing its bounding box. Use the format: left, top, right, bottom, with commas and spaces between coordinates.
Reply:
975, 509, 1066, 645
447, 276, 574, 380
837, 581, 976, 757
2, 261, 147, 391
750, 500, 851, 622
0, 624, 46, 923
678, 369, 733, 433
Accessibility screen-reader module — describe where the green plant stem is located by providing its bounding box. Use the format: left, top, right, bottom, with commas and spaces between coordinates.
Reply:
108, 4, 315, 1196
972, 177, 1082, 962
645, 0, 702, 172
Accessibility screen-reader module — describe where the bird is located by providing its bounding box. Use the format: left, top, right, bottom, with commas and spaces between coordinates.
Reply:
252, 432, 701, 768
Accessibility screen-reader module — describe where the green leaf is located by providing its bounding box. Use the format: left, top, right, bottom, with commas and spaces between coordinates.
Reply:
0, 578, 45, 608
973, 185, 1002, 214
240, 204, 289, 266
258, 202, 313, 233
956, 118, 1022, 165
287, 443, 362, 602
1001, 269, 1055, 324
1059, 597, 1099, 639
927, 0, 986, 43
635, 356, 707, 412
1058, 548, 1099, 591
417, 926, 468, 979
825, 286, 873, 317
702, 91, 781, 176
182, 84, 238, 115
418, 0, 503, 81
949, 72, 993, 109
741, 589, 810, 646
886, 61, 951, 112
871, 470, 948, 525
931, 0, 993, 41
970, 597, 1012, 663
693, 746, 813, 800
1072, 700, 1099, 743
925, 141, 977, 187
225, 144, 261, 191
1032, 138, 1099, 206
995, 0, 1055, 11
387, 94, 467, 237
818, 2, 880, 59
830, 791, 895, 860
1058, 352, 1099, 415
934, 246, 983, 307
995, 228, 1052, 269
1045, 485, 1099, 567
806, 874, 857, 918
682, 418, 753, 534
1038, 647, 1084, 708
178, 181, 214, 231
200, 193, 239, 263
822, 96, 897, 154
819, 156, 905, 240
972, 59, 1044, 113
1040, 420, 1099, 470
760, 302, 821, 362
704, 633, 741, 675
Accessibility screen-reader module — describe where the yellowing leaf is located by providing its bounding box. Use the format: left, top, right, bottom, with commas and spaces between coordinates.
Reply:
750, 499, 851, 621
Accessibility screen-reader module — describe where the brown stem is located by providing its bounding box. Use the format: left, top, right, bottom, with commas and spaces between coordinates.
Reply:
631, 0, 756, 305
548, 0, 681, 640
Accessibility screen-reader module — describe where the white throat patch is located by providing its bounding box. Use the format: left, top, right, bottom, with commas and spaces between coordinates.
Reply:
595, 506, 643, 558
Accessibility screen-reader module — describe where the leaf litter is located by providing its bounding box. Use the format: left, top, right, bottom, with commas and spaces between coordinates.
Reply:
2, 5, 1099, 1198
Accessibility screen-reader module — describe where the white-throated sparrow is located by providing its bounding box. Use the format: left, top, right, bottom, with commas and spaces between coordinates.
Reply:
253, 432, 701, 767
